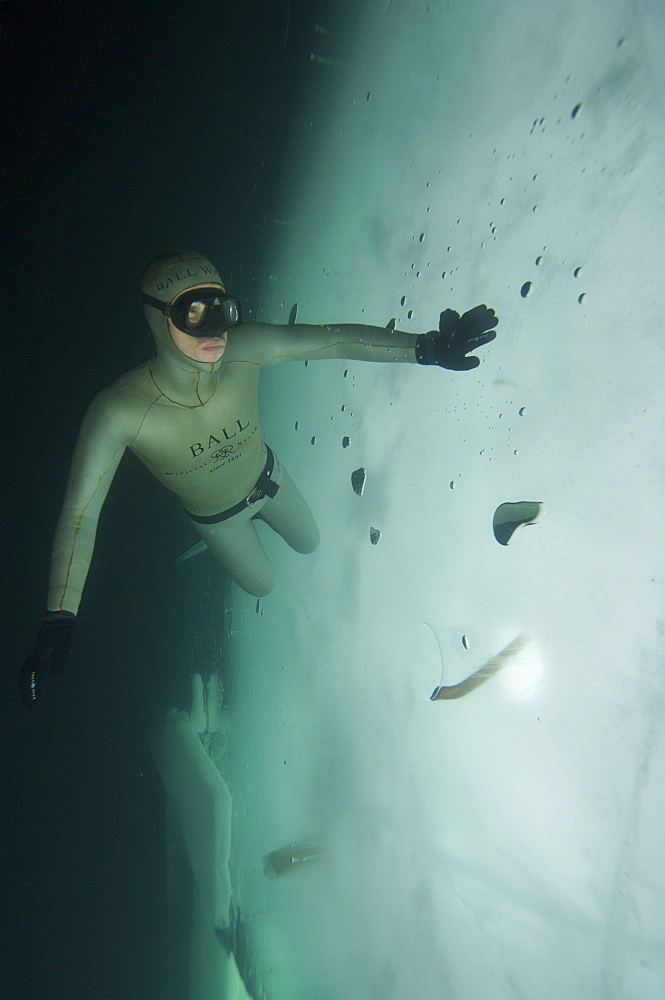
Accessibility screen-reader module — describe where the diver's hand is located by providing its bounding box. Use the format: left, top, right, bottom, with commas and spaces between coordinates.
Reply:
19, 612, 76, 709
415, 305, 498, 370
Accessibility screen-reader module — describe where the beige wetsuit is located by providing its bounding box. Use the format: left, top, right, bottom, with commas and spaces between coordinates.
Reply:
48, 320, 419, 610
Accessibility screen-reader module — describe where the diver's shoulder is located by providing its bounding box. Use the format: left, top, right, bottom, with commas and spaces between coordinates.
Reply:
91, 360, 155, 404
84, 362, 156, 432
224, 321, 286, 362
229, 320, 275, 344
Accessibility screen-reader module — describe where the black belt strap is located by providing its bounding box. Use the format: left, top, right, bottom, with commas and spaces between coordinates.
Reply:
188, 446, 279, 525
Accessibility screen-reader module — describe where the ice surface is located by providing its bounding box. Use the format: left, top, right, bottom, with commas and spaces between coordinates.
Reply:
206, 1, 665, 997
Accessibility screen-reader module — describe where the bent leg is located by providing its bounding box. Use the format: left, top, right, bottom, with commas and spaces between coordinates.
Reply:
192, 511, 276, 597
255, 456, 320, 554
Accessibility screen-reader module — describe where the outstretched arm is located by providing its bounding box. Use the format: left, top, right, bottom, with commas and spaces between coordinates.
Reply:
234, 321, 418, 365
232, 305, 498, 370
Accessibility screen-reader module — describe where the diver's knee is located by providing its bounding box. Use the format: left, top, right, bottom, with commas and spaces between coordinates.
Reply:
238, 568, 275, 598
300, 535, 320, 555
253, 579, 275, 598
296, 524, 320, 555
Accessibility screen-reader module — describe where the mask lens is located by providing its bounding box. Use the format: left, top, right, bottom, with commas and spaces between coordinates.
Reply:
185, 298, 211, 330
171, 288, 242, 336
222, 298, 240, 326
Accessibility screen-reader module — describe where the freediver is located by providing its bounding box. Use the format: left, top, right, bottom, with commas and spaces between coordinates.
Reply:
19, 251, 498, 708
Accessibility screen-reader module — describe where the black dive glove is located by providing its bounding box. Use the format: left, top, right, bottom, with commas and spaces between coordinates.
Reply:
415, 305, 498, 370
19, 612, 76, 709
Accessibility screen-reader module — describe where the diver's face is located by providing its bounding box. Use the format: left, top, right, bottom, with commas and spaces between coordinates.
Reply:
167, 283, 228, 363
168, 320, 228, 363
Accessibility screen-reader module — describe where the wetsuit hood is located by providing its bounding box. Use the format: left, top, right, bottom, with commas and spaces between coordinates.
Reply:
141, 251, 225, 407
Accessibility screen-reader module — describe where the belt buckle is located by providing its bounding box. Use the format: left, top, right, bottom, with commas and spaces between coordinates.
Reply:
246, 485, 264, 508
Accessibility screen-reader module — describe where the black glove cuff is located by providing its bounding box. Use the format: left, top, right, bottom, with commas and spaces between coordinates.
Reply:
36, 615, 76, 680
39, 615, 76, 641
415, 334, 435, 365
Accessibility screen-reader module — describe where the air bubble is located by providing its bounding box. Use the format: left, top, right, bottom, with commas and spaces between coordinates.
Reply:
449, 481, 455, 489
407, 310, 413, 319
295, 420, 299, 430
574, 266, 582, 277
419, 233, 425, 242
520, 281, 532, 298
370, 527, 381, 545
493, 501, 542, 545
401, 295, 406, 306
342, 437, 350, 448
462, 635, 470, 650
352, 468, 366, 496
571, 103, 582, 119
535, 256, 543, 265
311, 436, 316, 445
578, 293, 586, 304
519, 407, 526, 416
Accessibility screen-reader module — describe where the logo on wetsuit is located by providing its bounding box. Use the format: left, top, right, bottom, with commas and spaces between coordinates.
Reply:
155, 264, 220, 293
189, 419, 250, 458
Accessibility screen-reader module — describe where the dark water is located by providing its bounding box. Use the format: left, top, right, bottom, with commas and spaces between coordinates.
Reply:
1, 3, 354, 997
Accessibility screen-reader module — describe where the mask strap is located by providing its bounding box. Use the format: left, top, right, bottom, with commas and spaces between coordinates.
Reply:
141, 292, 171, 316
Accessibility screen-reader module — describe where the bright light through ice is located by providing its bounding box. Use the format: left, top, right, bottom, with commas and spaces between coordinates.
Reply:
499, 634, 545, 701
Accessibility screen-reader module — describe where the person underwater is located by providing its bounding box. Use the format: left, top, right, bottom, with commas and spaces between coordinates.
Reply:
19, 250, 498, 708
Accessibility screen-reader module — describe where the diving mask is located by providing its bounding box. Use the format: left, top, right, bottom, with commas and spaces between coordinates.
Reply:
142, 286, 243, 337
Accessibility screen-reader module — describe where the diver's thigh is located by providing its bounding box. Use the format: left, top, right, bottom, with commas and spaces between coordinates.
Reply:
194, 515, 275, 597
258, 461, 320, 554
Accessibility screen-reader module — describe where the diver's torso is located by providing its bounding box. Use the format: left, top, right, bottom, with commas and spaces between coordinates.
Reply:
118, 358, 265, 516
